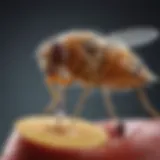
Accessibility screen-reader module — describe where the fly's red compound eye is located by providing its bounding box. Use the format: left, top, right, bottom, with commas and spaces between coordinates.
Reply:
52, 43, 65, 64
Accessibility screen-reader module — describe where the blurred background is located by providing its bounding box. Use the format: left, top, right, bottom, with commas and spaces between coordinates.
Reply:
1, 0, 160, 149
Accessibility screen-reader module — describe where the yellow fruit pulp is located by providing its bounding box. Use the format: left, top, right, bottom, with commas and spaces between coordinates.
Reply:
15, 115, 108, 150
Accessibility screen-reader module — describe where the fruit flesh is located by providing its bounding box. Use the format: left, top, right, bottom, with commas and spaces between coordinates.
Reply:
14, 115, 108, 150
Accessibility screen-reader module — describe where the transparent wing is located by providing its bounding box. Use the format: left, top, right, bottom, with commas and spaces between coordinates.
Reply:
106, 26, 159, 48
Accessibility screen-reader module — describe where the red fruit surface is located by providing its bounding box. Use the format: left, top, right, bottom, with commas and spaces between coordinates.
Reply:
1, 118, 160, 160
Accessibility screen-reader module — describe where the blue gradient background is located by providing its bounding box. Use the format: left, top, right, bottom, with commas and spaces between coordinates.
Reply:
1, 0, 160, 148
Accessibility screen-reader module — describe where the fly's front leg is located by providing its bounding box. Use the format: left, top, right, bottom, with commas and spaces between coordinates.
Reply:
44, 78, 74, 114
136, 88, 160, 117
44, 84, 65, 113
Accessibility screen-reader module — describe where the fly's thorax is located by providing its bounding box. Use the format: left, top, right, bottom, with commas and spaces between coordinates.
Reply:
56, 31, 107, 82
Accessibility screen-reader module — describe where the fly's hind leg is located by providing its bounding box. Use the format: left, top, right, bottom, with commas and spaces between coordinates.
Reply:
100, 88, 118, 119
136, 88, 160, 117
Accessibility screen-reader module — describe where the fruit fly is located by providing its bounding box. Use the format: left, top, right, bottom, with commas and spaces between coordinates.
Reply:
36, 26, 160, 119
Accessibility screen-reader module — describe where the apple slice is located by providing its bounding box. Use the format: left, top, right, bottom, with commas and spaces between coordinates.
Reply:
1, 115, 109, 160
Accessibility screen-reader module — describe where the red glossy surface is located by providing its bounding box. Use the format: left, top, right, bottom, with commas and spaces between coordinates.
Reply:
1, 119, 160, 160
